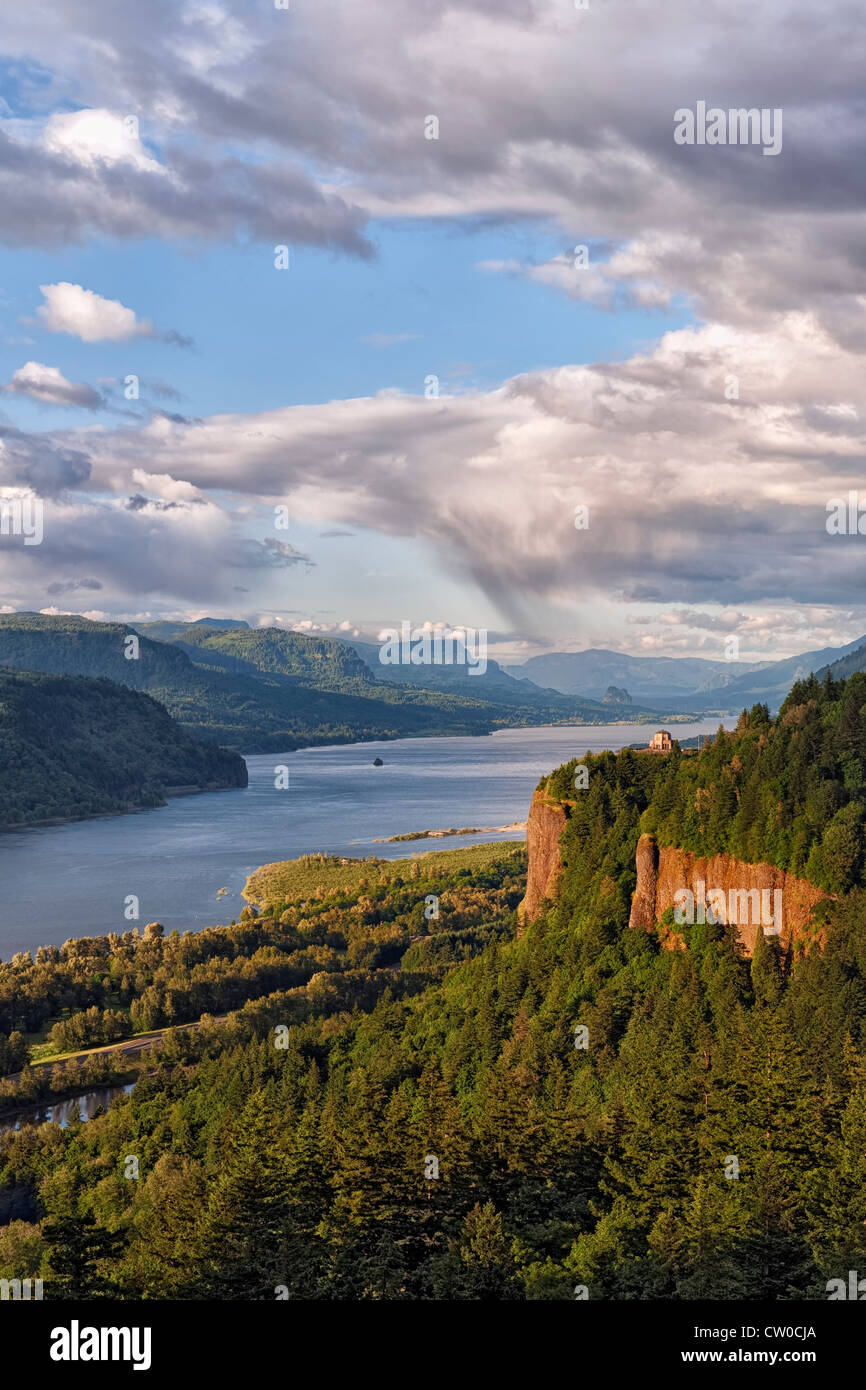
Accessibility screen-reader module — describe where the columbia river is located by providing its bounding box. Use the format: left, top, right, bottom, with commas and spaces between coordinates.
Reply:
0, 720, 728, 958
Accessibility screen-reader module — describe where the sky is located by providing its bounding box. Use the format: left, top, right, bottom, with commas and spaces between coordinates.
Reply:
0, 0, 865, 666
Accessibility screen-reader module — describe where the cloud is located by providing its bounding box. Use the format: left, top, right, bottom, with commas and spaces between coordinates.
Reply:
23, 310, 866, 619
0, 105, 372, 254
289, 617, 361, 637
0, 490, 302, 611
142, 378, 184, 402
4, 361, 102, 409
129, 469, 204, 503
45, 577, 103, 594
0, 0, 860, 338
3, 0, 866, 642
42, 108, 165, 176
225, 538, 314, 569
478, 246, 676, 313
35, 282, 190, 346
0, 425, 91, 496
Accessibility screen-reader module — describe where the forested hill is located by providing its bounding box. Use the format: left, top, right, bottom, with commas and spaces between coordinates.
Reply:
2, 677, 865, 1300
152, 621, 643, 718
542, 668, 866, 899
168, 624, 379, 685
0, 668, 247, 827
0, 614, 502, 750
817, 640, 866, 684
0, 614, 669, 752
4, 743, 866, 1297
0, 614, 198, 690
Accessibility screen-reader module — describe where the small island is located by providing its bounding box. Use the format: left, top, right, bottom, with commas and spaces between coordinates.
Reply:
374, 821, 526, 843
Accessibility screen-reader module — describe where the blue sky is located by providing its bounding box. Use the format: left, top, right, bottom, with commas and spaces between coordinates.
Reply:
1, 0, 864, 666
0, 222, 693, 425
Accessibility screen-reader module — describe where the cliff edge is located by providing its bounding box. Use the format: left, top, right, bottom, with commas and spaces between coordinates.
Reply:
628, 833, 825, 954
518, 794, 827, 955
517, 788, 568, 928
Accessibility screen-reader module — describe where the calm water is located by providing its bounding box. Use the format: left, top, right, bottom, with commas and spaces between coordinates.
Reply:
0, 1084, 134, 1134
0, 721, 728, 958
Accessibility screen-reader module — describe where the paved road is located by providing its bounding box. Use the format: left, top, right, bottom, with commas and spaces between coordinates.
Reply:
2, 1015, 230, 1086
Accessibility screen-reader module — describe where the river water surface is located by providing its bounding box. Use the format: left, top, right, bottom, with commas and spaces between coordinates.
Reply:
0, 720, 729, 958
0, 1084, 135, 1134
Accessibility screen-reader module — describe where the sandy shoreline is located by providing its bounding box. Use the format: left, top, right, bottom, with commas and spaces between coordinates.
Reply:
373, 821, 527, 843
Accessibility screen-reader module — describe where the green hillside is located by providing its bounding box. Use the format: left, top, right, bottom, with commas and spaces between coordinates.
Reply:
543, 667, 866, 897
0, 668, 246, 827
0, 614, 669, 753
0, 613, 192, 690
0, 614, 502, 750
163, 622, 678, 727
3, 722, 866, 1298
818, 640, 866, 683
174, 624, 376, 685
243, 840, 525, 909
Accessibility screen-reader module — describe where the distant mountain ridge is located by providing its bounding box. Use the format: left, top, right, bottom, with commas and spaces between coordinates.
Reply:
507, 634, 866, 711
0, 614, 673, 754
505, 648, 764, 701
816, 641, 866, 683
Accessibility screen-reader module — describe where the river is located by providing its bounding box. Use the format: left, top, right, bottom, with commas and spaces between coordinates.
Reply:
0, 1084, 135, 1134
0, 720, 728, 959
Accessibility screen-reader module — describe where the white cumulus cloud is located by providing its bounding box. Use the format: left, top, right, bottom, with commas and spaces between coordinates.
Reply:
4, 361, 102, 409
36, 283, 154, 343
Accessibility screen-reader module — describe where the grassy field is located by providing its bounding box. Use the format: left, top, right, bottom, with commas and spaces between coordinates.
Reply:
243, 841, 526, 909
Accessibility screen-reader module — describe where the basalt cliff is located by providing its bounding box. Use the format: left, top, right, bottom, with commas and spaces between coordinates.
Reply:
517, 789, 568, 927
627, 832, 827, 954
518, 790, 827, 955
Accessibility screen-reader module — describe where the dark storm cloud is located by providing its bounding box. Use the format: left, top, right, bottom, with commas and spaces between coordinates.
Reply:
46, 577, 103, 594
0, 425, 91, 496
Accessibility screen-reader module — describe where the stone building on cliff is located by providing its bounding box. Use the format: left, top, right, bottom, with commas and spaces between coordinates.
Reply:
648, 729, 673, 752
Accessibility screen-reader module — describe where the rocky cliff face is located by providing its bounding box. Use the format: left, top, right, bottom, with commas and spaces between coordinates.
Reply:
518, 791, 827, 955
517, 789, 568, 928
602, 685, 632, 704
628, 833, 827, 955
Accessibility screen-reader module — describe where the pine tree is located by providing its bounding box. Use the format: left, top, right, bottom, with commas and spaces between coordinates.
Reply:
195, 1089, 304, 1299
42, 1212, 124, 1299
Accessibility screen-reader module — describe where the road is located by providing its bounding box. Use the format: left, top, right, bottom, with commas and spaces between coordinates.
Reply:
2, 1015, 230, 1086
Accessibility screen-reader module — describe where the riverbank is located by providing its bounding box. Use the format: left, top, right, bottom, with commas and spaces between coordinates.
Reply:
0, 1016, 231, 1127
375, 821, 526, 842
0, 719, 733, 955
0, 713, 704, 834
0, 1082, 137, 1134
0, 783, 242, 833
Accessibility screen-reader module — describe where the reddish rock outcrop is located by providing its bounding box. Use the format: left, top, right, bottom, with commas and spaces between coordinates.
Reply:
628, 833, 827, 955
518, 796, 829, 956
629, 833, 660, 934
517, 789, 568, 929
